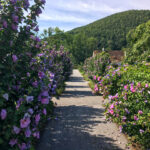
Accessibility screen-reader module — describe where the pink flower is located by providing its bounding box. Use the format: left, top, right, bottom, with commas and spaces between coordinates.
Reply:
145, 84, 149, 88
138, 110, 143, 115
12, 55, 18, 62
9, 139, 17, 147
124, 85, 128, 90
41, 98, 49, 104
20, 117, 31, 128
93, 76, 97, 80
1, 109, 7, 120
130, 85, 136, 93
137, 82, 141, 88
134, 115, 138, 121
109, 109, 114, 115
119, 126, 122, 133
13, 126, 20, 134
94, 84, 98, 92
110, 104, 114, 109
97, 77, 101, 81
139, 129, 144, 134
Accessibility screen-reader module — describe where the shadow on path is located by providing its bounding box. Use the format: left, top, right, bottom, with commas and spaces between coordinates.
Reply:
62, 90, 94, 98
36, 105, 123, 150
69, 76, 85, 82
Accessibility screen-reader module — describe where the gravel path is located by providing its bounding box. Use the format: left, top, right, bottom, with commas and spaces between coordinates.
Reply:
36, 69, 132, 150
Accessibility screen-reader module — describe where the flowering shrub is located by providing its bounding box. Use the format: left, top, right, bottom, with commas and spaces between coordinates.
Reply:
95, 63, 150, 149
105, 82, 150, 149
83, 52, 110, 79
0, 0, 72, 149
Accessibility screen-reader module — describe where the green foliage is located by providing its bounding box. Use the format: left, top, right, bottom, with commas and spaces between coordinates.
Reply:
83, 52, 110, 78
125, 20, 150, 64
69, 10, 150, 50
93, 63, 150, 149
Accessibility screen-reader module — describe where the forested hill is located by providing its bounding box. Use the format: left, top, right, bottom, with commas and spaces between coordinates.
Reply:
69, 10, 150, 50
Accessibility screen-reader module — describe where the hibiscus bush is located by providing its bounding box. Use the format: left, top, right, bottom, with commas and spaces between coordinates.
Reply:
105, 82, 150, 149
0, 0, 72, 149
95, 63, 150, 149
82, 52, 110, 79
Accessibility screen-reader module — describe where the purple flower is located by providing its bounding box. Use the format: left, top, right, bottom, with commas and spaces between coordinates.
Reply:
38, 71, 45, 79
32, 81, 38, 87
24, 0, 30, 9
25, 128, 31, 138
18, 143, 27, 150
12, 55, 18, 62
13, 126, 20, 134
3, 93, 9, 101
122, 116, 127, 122
35, 36, 41, 42
3, 21, 7, 28
26, 96, 34, 103
139, 129, 144, 134
12, 15, 19, 23
145, 100, 148, 103
35, 8, 42, 16
38, 53, 43, 57
41, 91, 49, 97
40, 0, 46, 4
9, 139, 17, 147
10, 0, 17, 4
34, 26, 39, 32
125, 108, 130, 114
43, 108, 47, 115
35, 114, 40, 124
1, 109, 7, 120
33, 131, 40, 139
20, 117, 31, 128
11, 24, 18, 31
27, 72, 30, 77
28, 108, 34, 114
41, 98, 49, 104
108, 95, 112, 100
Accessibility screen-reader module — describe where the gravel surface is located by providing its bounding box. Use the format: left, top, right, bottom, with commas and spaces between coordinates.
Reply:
36, 69, 132, 150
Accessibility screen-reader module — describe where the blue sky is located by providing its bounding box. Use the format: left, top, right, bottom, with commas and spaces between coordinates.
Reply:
36, 0, 150, 32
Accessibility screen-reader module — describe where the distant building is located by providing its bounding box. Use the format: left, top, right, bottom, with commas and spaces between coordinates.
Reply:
108, 50, 124, 63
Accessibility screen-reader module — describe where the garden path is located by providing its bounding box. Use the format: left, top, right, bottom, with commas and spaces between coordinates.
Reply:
36, 69, 132, 150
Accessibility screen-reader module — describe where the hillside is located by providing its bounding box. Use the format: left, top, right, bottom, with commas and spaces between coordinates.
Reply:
69, 10, 150, 50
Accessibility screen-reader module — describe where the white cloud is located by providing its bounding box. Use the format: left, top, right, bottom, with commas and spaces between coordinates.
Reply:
39, 13, 93, 23
37, 0, 150, 32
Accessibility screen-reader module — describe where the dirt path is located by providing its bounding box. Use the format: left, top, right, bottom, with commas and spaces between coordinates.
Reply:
36, 69, 131, 150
